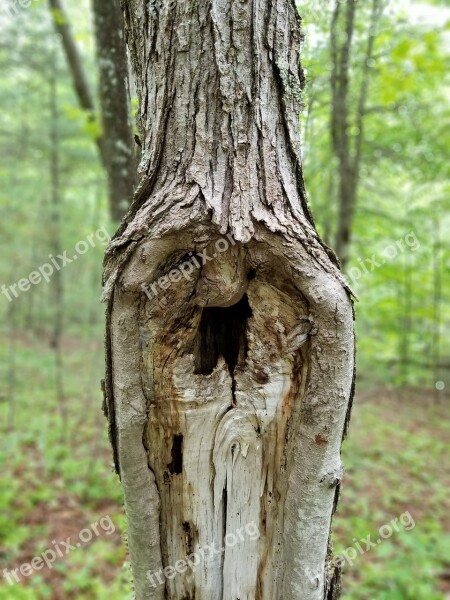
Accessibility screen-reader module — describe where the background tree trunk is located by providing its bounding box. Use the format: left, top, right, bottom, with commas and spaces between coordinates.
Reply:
331, 0, 382, 269
91, 0, 137, 221
431, 209, 442, 398
48, 0, 136, 221
103, 1, 355, 599
49, 45, 67, 429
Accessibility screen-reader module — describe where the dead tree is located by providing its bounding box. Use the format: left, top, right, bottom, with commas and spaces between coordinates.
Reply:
103, 1, 355, 599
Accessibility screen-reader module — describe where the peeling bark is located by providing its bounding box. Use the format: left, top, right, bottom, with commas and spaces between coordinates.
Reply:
103, 1, 355, 599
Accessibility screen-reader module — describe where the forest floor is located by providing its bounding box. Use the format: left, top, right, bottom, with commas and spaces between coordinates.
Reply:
336, 388, 450, 600
0, 331, 449, 600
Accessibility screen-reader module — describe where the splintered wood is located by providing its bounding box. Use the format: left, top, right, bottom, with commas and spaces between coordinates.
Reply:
138, 242, 309, 599
108, 225, 353, 600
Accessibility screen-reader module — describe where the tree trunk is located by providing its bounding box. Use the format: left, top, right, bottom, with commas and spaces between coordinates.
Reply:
431, 210, 442, 398
92, 0, 137, 221
49, 46, 67, 429
103, 2, 355, 599
330, 0, 357, 270
49, 0, 136, 221
330, 0, 382, 269
7, 300, 17, 431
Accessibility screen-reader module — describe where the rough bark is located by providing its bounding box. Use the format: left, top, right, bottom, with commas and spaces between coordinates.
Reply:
103, 1, 355, 599
48, 0, 136, 221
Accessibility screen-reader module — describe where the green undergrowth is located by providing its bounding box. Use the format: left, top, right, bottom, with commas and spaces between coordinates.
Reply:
0, 333, 449, 599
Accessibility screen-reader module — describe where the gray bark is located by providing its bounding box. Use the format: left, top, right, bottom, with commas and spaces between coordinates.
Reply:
103, 1, 355, 599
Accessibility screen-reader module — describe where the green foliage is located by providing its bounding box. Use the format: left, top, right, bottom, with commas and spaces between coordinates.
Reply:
300, 0, 450, 389
0, 331, 130, 599
0, 0, 448, 598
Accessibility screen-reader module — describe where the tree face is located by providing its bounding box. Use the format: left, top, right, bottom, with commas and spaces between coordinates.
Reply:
104, 1, 355, 598
105, 225, 354, 599
138, 235, 310, 598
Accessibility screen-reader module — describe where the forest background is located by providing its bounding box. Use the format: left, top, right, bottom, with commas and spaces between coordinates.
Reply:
0, 0, 449, 598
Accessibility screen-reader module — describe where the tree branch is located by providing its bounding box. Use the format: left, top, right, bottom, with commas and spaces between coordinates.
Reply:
48, 0, 136, 221
48, 0, 96, 113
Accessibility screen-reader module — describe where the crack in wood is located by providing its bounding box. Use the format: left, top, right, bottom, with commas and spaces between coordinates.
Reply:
167, 434, 183, 476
